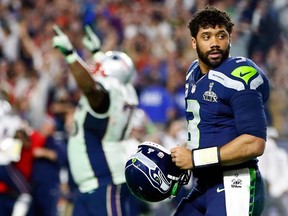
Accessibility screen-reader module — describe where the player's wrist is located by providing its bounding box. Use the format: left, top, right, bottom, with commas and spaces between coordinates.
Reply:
65, 51, 78, 64
92, 48, 100, 54
192, 146, 220, 168
92, 51, 105, 62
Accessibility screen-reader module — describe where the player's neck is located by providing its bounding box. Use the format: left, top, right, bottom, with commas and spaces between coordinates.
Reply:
198, 64, 210, 75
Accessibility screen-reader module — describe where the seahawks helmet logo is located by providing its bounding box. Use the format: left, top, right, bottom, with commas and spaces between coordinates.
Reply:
131, 152, 171, 193
149, 166, 170, 192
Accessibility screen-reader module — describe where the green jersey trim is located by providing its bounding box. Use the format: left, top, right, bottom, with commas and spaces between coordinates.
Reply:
231, 66, 257, 85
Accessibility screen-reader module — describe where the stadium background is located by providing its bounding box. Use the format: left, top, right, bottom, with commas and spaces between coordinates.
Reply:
0, 0, 288, 215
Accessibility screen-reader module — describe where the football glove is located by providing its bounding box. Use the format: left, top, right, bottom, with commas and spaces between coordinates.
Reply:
52, 25, 77, 64
82, 25, 101, 54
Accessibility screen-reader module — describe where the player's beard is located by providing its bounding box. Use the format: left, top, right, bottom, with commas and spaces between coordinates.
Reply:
196, 44, 230, 68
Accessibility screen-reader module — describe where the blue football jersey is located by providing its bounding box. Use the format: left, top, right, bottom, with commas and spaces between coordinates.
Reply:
185, 57, 270, 175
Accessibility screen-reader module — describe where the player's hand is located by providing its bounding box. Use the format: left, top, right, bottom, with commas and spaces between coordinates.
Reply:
171, 146, 193, 169
52, 25, 74, 56
82, 25, 101, 54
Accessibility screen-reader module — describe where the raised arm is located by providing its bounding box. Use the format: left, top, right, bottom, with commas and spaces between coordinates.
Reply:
52, 25, 109, 113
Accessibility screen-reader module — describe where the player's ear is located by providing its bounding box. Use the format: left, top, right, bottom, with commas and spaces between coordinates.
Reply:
191, 37, 196, 49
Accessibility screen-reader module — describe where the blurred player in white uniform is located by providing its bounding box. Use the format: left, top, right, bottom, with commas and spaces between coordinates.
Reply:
52, 25, 139, 216
258, 127, 288, 216
0, 99, 32, 216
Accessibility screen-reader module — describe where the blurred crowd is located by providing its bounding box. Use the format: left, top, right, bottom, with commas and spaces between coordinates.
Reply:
0, 0, 288, 215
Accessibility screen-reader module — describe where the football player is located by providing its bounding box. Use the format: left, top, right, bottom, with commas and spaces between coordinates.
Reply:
170, 6, 270, 216
52, 25, 139, 216
0, 99, 32, 216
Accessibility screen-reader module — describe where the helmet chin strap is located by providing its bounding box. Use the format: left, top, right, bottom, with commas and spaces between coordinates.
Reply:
170, 181, 180, 198
169, 170, 192, 198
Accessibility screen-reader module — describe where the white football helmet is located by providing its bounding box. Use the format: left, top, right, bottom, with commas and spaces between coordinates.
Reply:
0, 99, 12, 118
99, 51, 136, 84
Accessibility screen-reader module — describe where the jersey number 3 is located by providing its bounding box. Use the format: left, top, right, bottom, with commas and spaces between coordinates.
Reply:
187, 100, 200, 149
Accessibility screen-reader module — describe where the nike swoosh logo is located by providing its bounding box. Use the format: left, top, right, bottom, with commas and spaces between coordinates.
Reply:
239, 71, 251, 77
216, 187, 225, 193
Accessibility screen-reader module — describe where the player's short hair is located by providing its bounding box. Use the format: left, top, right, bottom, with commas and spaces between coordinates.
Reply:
188, 5, 234, 38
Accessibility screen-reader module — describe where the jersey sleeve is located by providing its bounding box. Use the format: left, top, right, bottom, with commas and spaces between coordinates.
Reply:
226, 58, 270, 140
230, 90, 267, 140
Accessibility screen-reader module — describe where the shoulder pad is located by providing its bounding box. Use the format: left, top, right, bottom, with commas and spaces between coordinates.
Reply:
217, 57, 262, 83
186, 60, 199, 80
96, 76, 121, 91
209, 57, 264, 91
231, 66, 257, 85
